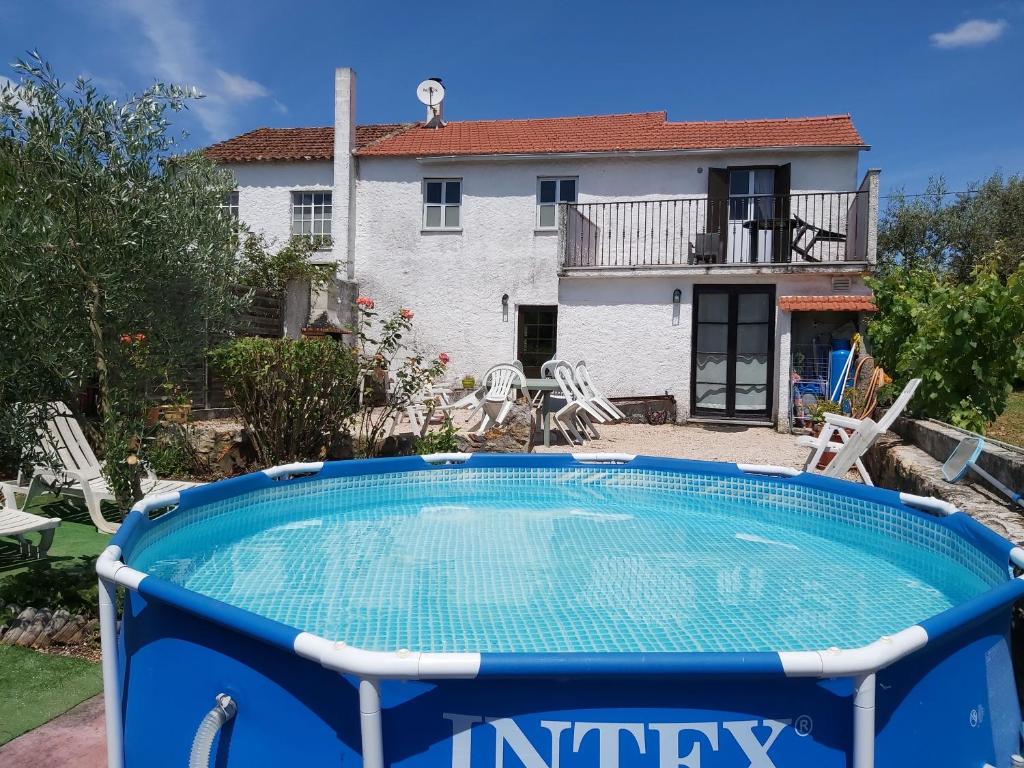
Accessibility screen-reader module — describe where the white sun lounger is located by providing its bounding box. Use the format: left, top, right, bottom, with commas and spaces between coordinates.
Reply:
1, 481, 60, 559
25, 402, 202, 534
797, 378, 921, 485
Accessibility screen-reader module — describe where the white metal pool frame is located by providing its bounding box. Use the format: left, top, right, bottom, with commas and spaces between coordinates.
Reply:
96, 453, 1024, 768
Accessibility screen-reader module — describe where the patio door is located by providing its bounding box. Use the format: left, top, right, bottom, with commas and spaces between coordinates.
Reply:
517, 306, 558, 378
691, 286, 775, 419
728, 168, 774, 263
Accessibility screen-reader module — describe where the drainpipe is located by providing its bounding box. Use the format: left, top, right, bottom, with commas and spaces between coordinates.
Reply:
852, 673, 876, 768
359, 678, 384, 768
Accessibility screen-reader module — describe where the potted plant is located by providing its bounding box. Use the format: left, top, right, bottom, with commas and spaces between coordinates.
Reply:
461, 373, 476, 389
807, 398, 843, 469
146, 382, 192, 425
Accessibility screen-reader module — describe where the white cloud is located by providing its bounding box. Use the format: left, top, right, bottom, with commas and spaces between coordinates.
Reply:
930, 18, 1008, 48
108, 0, 275, 138
214, 69, 269, 101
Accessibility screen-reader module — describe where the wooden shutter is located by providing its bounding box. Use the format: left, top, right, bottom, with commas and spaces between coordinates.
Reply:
706, 167, 729, 262
772, 163, 792, 263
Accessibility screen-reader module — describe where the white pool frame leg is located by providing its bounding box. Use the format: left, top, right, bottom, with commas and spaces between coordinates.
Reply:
852, 673, 876, 768
359, 678, 384, 768
99, 575, 124, 768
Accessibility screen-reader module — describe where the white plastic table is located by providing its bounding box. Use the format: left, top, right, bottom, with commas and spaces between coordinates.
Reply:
520, 378, 561, 448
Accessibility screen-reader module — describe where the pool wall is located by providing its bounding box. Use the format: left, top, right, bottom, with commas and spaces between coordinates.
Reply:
97, 453, 1024, 768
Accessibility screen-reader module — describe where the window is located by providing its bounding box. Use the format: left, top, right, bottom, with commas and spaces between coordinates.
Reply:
537, 177, 577, 229
220, 190, 239, 221
423, 179, 461, 230
728, 169, 774, 221
291, 191, 332, 237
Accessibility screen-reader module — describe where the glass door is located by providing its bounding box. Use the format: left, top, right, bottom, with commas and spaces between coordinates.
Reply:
692, 286, 774, 419
727, 169, 775, 263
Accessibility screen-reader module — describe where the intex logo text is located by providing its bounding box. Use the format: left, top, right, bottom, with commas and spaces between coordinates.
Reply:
443, 713, 800, 768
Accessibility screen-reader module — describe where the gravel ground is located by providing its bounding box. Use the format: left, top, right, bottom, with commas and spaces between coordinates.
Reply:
533, 421, 810, 468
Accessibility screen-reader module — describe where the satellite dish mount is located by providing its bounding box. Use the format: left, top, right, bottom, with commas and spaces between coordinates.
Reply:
417, 78, 446, 127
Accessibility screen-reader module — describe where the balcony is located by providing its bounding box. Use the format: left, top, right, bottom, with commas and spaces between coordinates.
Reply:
559, 171, 878, 273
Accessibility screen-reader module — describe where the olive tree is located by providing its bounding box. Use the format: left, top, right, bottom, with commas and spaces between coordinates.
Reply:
0, 53, 243, 509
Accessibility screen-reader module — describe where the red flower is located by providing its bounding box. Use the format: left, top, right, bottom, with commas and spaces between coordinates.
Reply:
356, 296, 375, 309
134, 333, 146, 342
438, 352, 450, 364
120, 334, 132, 344
399, 308, 414, 320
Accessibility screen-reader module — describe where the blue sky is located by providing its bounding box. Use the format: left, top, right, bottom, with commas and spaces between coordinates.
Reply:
2, 0, 1022, 196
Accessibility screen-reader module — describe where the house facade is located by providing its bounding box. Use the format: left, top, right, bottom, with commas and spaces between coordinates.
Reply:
206, 69, 879, 432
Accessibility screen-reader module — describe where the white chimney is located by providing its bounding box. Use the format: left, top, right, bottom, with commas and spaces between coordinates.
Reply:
333, 67, 356, 281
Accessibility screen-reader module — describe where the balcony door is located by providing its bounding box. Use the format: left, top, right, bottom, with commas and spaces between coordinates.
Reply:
691, 286, 775, 419
707, 164, 790, 264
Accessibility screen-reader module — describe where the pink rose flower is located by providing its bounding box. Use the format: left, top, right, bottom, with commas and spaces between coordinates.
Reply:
356, 296, 375, 309
399, 308, 414, 320
438, 352, 450, 364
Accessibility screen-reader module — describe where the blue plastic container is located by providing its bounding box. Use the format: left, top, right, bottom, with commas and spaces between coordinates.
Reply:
828, 339, 852, 401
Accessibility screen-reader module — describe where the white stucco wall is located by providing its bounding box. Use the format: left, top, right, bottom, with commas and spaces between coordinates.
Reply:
351, 150, 861, 381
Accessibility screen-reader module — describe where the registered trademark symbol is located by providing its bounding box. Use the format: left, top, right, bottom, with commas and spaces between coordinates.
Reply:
794, 715, 813, 736
969, 705, 985, 728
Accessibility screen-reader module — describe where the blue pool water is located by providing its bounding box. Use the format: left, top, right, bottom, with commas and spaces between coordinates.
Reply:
127, 468, 1002, 654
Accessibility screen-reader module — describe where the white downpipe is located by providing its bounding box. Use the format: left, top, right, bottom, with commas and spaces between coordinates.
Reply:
852, 673, 876, 768
359, 678, 384, 768
99, 573, 124, 768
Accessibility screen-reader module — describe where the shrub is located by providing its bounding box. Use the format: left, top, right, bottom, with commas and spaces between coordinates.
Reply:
0, 557, 100, 617
209, 338, 360, 467
868, 246, 1024, 432
414, 415, 459, 455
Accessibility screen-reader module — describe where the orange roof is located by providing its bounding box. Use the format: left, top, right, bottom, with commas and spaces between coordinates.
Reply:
779, 295, 877, 312
204, 124, 413, 163
357, 112, 865, 157
206, 113, 865, 163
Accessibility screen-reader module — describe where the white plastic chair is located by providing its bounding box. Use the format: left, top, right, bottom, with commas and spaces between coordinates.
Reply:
797, 378, 921, 485
1, 482, 60, 559
24, 402, 202, 534
551, 366, 608, 444
575, 361, 626, 421
473, 364, 531, 435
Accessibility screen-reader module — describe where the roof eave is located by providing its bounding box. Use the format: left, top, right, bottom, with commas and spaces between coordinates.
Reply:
357, 144, 869, 163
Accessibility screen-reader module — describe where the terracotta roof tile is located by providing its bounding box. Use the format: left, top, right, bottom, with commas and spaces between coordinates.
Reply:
206, 113, 865, 163
204, 124, 414, 163
778, 295, 877, 312
357, 112, 866, 157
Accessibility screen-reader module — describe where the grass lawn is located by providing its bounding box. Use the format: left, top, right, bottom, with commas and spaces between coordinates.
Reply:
0, 644, 103, 744
0, 493, 110, 744
989, 390, 1024, 448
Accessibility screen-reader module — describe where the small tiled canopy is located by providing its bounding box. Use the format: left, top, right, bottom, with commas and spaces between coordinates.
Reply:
778, 295, 877, 312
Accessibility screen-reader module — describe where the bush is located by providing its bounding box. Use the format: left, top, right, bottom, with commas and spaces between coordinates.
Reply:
414, 415, 459, 455
867, 247, 1024, 432
209, 338, 360, 467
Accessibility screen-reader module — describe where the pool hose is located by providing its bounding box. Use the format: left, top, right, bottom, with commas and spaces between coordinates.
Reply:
188, 693, 237, 768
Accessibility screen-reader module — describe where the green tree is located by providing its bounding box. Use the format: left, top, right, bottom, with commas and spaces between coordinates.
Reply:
880, 173, 1024, 281
0, 53, 243, 508
868, 245, 1024, 432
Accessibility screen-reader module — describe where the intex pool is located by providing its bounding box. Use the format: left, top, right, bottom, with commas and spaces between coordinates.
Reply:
97, 453, 1024, 768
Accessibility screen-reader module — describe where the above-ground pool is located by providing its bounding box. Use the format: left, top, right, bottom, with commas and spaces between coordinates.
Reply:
98, 454, 1024, 768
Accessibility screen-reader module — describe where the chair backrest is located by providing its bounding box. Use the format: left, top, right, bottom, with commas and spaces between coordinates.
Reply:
38, 402, 103, 480
540, 359, 571, 379
574, 361, 601, 398
0, 481, 21, 511
554, 365, 587, 404
822, 417, 880, 478
875, 378, 921, 432
483, 364, 526, 402
512, 360, 524, 372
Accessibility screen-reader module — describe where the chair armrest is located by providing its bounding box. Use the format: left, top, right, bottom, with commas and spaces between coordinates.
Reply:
823, 413, 863, 430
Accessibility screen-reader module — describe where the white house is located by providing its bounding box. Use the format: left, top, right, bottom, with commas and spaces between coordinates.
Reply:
206, 68, 879, 432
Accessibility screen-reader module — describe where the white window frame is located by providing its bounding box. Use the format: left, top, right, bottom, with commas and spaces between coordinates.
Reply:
536, 177, 578, 230
422, 178, 462, 231
290, 191, 333, 239
220, 190, 239, 221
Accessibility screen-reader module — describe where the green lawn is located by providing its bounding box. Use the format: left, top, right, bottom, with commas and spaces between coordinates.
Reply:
0, 644, 103, 744
0, 494, 110, 744
989, 390, 1024, 448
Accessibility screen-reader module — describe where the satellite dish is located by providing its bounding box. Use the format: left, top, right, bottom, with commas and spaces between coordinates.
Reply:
416, 79, 445, 107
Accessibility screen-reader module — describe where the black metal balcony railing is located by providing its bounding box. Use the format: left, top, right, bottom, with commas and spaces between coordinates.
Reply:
560, 190, 870, 270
